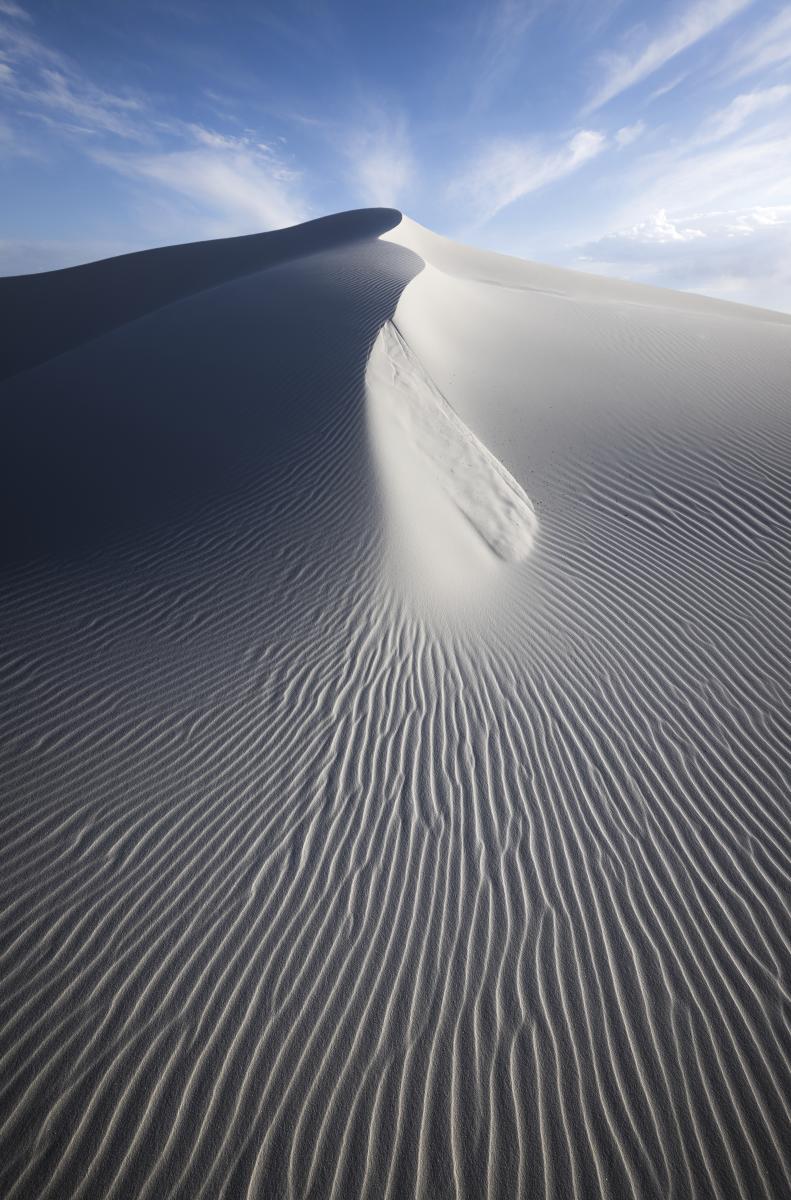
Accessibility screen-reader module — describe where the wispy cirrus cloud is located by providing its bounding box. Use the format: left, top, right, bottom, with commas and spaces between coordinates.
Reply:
630, 127, 791, 218
0, 5, 62, 69
698, 83, 791, 142
466, 0, 547, 111
0, 6, 148, 141
585, 0, 754, 112
615, 120, 647, 148
0, 112, 15, 150
647, 72, 689, 102
0, 0, 30, 18
20, 68, 148, 140
453, 129, 607, 221
0, 3, 308, 238
345, 112, 414, 208
95, 131, 308, 237
727, 4, 791, 78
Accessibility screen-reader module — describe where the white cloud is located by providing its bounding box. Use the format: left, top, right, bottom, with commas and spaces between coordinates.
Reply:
0, 13, 148, 142
466, 0, 546, 110
0, 1, 31, 19
572, 205, 791, 310
346, 116, 413, 208
616, 120, 646, 148
0, 11, 62, 68
729, 4, 791, 77
454, 129, 606, 221
601, 109, 791, 235
187, 124, 246, 151
647, 72, 689, 102
23, 68, 148, 140
97, 142, 308, 235
655, 133, 791, 213
699, 84, 791, 142
586, 0, 754, 112
610, 208, 706, 242
0, 6, 311, 253
558, 81, 791, 313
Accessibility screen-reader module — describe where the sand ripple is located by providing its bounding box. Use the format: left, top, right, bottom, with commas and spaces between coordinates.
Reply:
1, 211, 791, 1199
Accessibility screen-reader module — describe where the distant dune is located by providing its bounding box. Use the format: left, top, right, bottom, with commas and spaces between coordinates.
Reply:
1, 209, 790, 1199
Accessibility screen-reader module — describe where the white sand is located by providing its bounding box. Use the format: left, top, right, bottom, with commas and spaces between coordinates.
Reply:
1, 209, 790, 1200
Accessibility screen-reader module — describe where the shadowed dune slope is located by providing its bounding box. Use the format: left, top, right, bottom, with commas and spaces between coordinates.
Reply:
1, 210, 791, 1200
0, 208, 403, 383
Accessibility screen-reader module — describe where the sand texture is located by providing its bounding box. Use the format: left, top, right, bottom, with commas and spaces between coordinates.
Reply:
1, 209, 791, 1199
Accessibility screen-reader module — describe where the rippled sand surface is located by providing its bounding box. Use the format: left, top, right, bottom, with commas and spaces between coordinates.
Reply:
1, 209, 791, 1199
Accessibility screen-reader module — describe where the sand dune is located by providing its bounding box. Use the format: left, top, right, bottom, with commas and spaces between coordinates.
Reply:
1, 209, 790, 1199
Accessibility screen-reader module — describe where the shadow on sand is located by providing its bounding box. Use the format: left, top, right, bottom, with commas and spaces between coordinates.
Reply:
0, 209, 422, 567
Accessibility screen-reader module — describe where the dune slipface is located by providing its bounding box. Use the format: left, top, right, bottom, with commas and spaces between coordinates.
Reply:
1, 209, 791, 1200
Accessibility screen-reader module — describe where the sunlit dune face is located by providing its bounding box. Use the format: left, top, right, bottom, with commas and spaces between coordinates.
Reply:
366, 319, 537, 613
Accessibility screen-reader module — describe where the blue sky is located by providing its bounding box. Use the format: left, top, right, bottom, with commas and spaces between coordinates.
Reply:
2, 0, 791, 309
